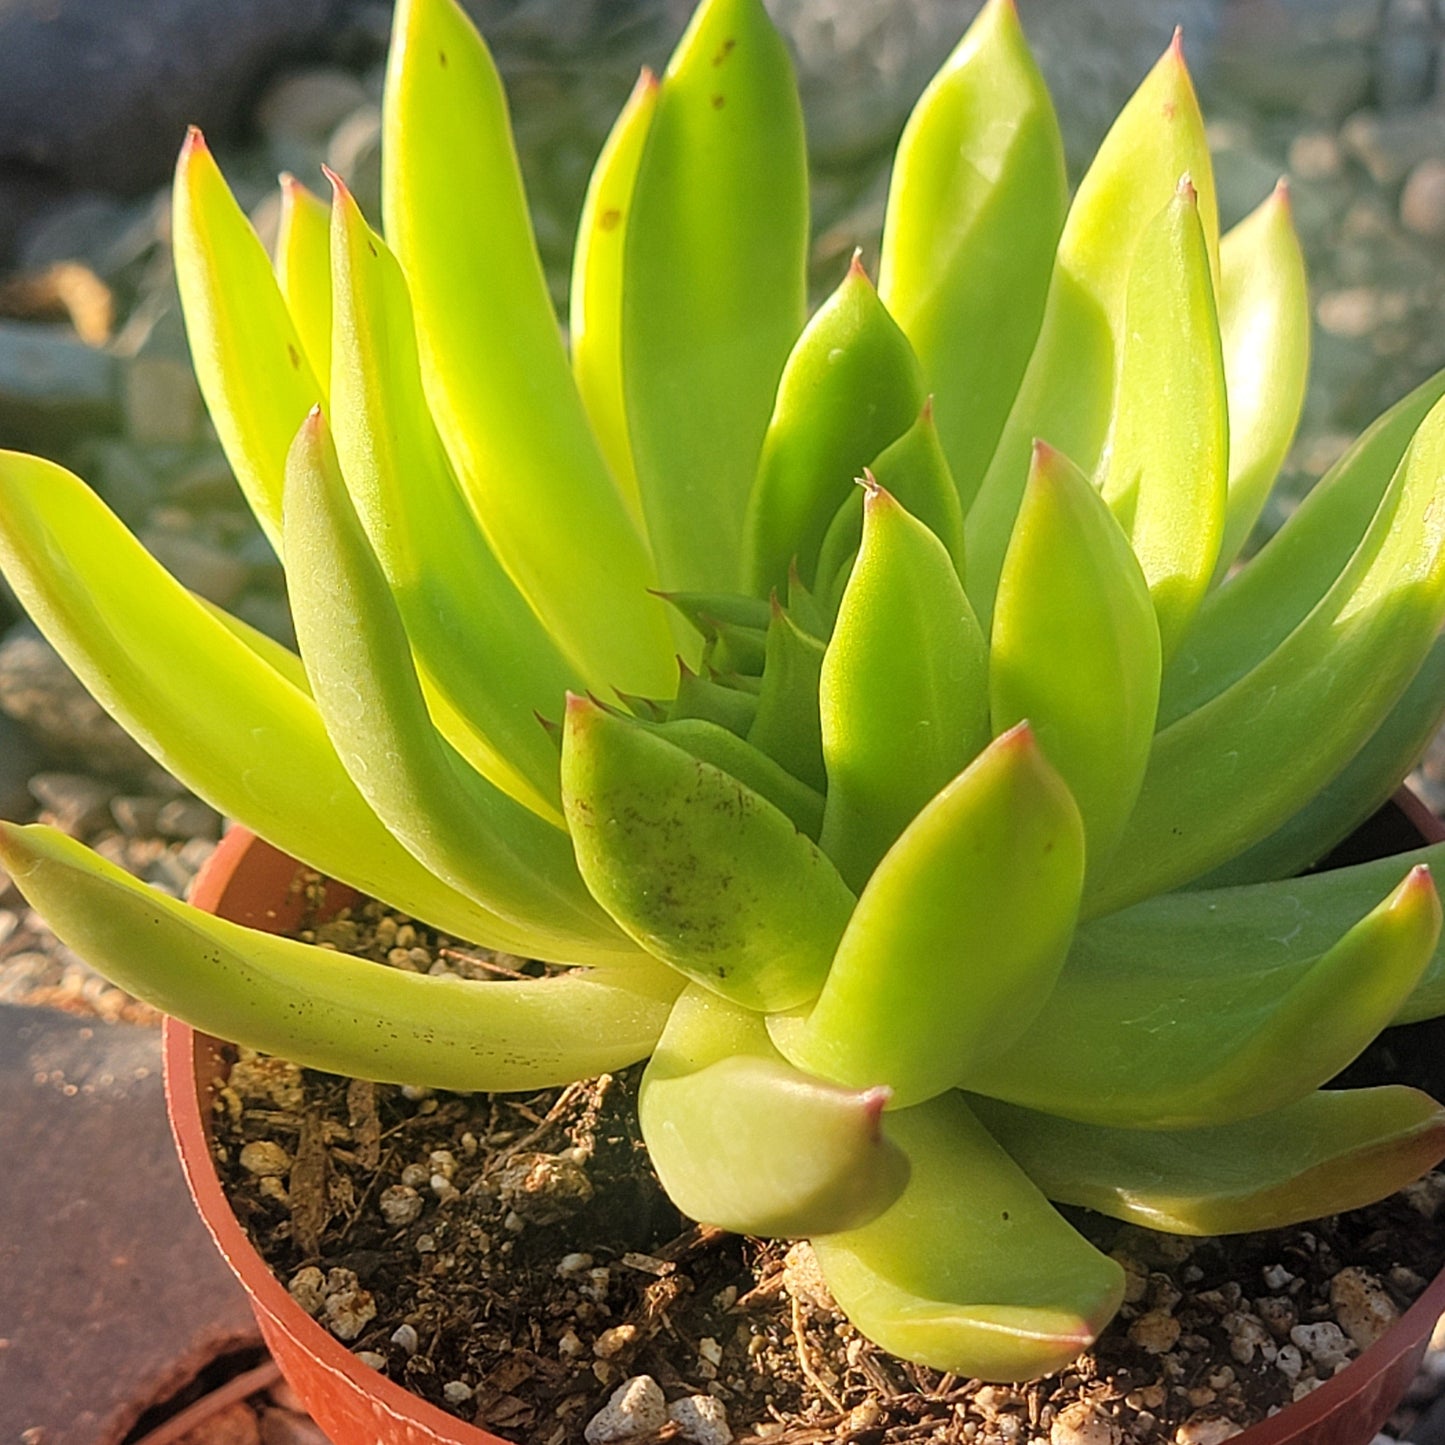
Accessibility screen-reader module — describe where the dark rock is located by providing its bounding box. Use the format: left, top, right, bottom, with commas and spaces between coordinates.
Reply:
1376, 0, 1438, 111
28, 770, 116, 835
0, 1004, 261, 1445
0, 709, 44, 820
0, 0, 336, 202
0, 620, 155, 778
0, 318, 118, 445
156, 796, 224, 844
139, 527, 251, 606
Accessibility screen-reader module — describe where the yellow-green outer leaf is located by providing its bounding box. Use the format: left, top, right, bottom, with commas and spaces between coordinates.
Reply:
173, 131, 321, 550
991, 443, 1160, 879
964, 37, 1217, 630
1098, 183, 1227, 659
623, 0, 807, 591
742, 257, 925, 597
276, 174, 333, 397
878, 0, 1067, 514
969, 865, 1441, 1128
971, 1086, 1445, 1236
1092, 393, 1445, 914
0, 451, 543, 950
1160, 365, 1445, 727
813, 1093, 1125, 1383
773, 724, 1084, 1108
383, 0, 672, 693
570, 68, 658, 528
0, 823, 679, 1091
561, 697, 855, 1012
639, 985, 908, 1237
1213, 181, 1310, 578
283, 413, 636, 964
819, 486, 990, 890
329, 181, 578, 813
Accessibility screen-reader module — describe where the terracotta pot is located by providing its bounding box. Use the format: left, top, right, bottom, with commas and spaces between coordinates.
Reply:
165, 797, 1445, 1445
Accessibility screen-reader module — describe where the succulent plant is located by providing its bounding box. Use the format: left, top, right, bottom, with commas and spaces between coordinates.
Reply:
4, 0, 1445, 1387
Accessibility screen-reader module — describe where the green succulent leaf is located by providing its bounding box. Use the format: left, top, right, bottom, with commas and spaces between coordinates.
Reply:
283, 411, 635, 964
1161, 364, 1445, 727
570, 67, 659, 528
328, 179, 579, 814
668, 663, 760, 735
967, 865, 1442, 1128
0, 450, 542, 950
0, 823, 680, 1091
660, 590, 774, 640
878, 0, 1067, 515
172, 131, 322, 550
745, 603, 827, 791
561, 696, 855, 1012
772, 723, 1084, 1108
1098, 179, 1228, 659
742, 255, 925, 597
704, 616, 769, 677
812, 1093, 1125, 1383
971, 1086, 1445, 1237
990, 442, 1160, 879
818, 484, 990, 889
1198, 633, 1445, 886
1213, 181, 1310, 578
275, 174, 333, 397
637, 717, 825, 839
965, 34, 1217, 629
639, 985, 909, 1237
1093, 390, 1445, 914
623, 0, 807, 591
383, 0, 672, 694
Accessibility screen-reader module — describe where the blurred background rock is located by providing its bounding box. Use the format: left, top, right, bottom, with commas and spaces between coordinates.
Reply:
1, 0, 1444, 988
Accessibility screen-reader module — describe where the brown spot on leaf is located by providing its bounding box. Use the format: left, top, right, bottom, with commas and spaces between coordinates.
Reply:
1162, 100, 1176, 119
439, 49, 448, 67
366, 239, 378, 257
287, 342, 302, 370
711, 93, 726, 109
599, 208, 622, 232
713, 38, 736, 65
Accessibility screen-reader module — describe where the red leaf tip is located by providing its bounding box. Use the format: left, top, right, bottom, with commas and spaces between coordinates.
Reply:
1176, 171, 1197, 205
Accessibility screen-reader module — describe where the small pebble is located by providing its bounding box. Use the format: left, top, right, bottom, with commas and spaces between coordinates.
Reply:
428, 1149, 458, 1181
1174, 1417, 1241, 1445
400, 1163, 429, 1189
1128, 1310, 1181, 1355
1051, 1400, 1121, 1445
322, 1269, 376, 1342
355, 1351, 386, 1370
379, 1184, 423, 1226
1274, 1345, 1304, 1381
558, 1252, 595, 1276
668, 1394, 732, 1445
442, 1381, 474, 1405
1330, 1267, 1399, 1350
390, 1323, 419, 1355
1224, 1311, 1276, 1366
287, 1266, 326, 1316
239, 1140, 292, 1178
697, 1336, 723, 1367
584, 1375, 668, 1444
1290, 1321, 1352, 1370
559, 1328, 585, 1359
1261, 1264, 1294, 1292
594, 1324, 639, 1359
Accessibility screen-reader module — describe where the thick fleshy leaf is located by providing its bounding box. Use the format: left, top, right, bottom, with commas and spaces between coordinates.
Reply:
660, 589, 772, 640
972, 1086, 1445, 1236
569, 67, 659, 526
383, 0, 672, 693
623, 0, 807, 590
1098, 180, 1228, 658
818, 484, 990, 889
173, 131, 322, 549
275, 174, 333, 397
0, 450, 544, 951
0, 823, 679, 1090
639, 717, 825, 838
561, 697, 855, 1011
668, 663, 759, 735
639, 985, 908, 1237
813, 1093, 1125, 1383
878, 0, 1066, 514
991, 443, 1160, 878
328, 179, 578, 813
966, 866, 1441, 1128
771, 724, 1084, 1108
746, 604, 827, 791
964, 34, 1217, 630
1161, 365, 1445, 727
1198, 633, 1445, 886
1092, 392, 1445, 915
742, 255, 925, 597
1213, 181, 1310, 577
283, 411, 633, 962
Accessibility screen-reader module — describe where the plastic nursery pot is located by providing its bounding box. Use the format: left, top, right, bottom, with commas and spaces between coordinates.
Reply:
164, 800, 1445, 1445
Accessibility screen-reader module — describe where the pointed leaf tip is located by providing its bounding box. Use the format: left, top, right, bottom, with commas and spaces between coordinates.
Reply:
182, 125, 207, 158
848, 247, 870, 282
1177, 172, 1198, 204
919, 395, 936, 424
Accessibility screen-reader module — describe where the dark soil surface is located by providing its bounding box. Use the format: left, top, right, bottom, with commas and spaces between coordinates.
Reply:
209, 887, 1445, 1445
